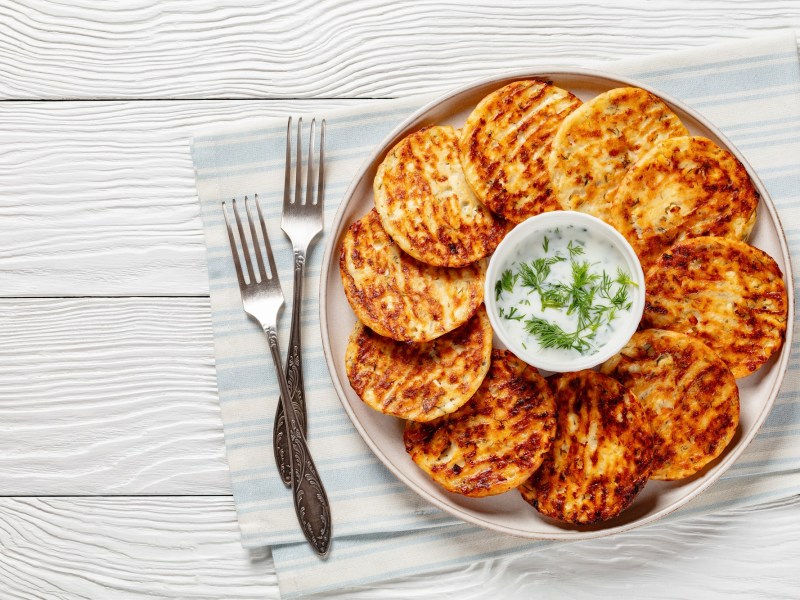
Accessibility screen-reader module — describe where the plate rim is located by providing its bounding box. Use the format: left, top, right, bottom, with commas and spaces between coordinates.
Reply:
319, 66, 796, 540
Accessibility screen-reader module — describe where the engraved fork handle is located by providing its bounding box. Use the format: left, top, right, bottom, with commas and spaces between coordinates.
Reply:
273, 249, 308, 486
265, 325, 332, 557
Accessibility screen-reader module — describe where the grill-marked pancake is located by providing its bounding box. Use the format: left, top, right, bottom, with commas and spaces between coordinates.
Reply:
404, 349, 556, 497
374, 125, 507, 267
520, 370, 653, 524
642, 237, 788, 378
608, 136, 759, 272
601, 329, 739, 480
345, 307, 493, 422
548, 86, 688, 216
339, 209, 486, 343
459, 80, 582, 223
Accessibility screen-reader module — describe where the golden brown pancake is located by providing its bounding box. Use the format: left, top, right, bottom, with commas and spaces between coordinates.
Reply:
601, 329, 740, 480
608, 136, 759, 272
374, 125, 507, 267
339, 209, 486, 342
460, 80, 582, 223
404, 349, 556, 497
549, 86, 688, 217
345, 307, 493, 422
520, 370, 654, 524
642, 237, 788, 378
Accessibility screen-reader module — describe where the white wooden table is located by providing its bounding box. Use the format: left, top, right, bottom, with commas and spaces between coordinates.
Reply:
1, 2, 799, 598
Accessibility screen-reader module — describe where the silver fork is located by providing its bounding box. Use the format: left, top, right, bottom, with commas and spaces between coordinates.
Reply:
222, 195, 331, 557
273, 117, 325, 486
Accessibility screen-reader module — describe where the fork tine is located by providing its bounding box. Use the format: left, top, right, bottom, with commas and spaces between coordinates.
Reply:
294, 117, 303, 206
232, 197, 256, 284
222, 200, 246, 289
245, 195, 267, 280
304, 118, 316, 206
283, 117, 292, 212
254, 193, 280, 280
316, 119, 326, 208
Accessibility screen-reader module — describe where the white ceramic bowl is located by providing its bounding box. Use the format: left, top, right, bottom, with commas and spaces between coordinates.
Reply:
484, 211, 646, 372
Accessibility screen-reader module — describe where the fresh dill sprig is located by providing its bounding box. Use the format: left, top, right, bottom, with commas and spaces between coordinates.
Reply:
494, 269, 518, 300
615, 267, 639, 287
569, 260, 598, 290
503, 306, 523, 321
539, 284, 569, 310
493, 232, 638, 355
567, 240, 585, 259
518, 256, 565, 295
610, 284, 630, 309
524, 316, 592, 353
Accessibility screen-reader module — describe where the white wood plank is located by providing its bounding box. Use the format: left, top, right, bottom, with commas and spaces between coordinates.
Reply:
0, 99, 371, 297
0, 495, 796, 599
0, 2, 798, 597
0, 497, 277, 599
335, 495, 800, 600
0, 1, 798, 99
0, 297, 230, 494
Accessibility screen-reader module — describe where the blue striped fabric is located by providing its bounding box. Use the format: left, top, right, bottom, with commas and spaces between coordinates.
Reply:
192, 32, 800, 598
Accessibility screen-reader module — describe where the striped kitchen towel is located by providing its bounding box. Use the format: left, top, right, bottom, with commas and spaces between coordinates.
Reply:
191, 31, 800, 599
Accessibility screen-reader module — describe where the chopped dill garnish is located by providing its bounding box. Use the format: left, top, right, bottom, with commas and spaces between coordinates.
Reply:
524, 316, 592, 354
494, 269, 518, 300
567, 240, 585, 259
518, 256, 565, 295
493, 231, 638, 355
615, 267, 638, 287
503, 306, 523, 321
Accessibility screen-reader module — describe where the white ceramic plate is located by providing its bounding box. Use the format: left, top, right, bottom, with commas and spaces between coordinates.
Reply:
319, 69, 795, 540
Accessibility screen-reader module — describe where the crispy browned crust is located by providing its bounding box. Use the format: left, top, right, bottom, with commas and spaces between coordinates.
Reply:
548, 86, 688, 216
642, 236, 788, 378
459, 80, 582, 223
345, 307, 493, 422
338, 209, 485, 343
601, 329, 740, 480
520, 370, 654, 524
403, 349, 557, 497
608, 136, 759, 272
374, 125, 508, 267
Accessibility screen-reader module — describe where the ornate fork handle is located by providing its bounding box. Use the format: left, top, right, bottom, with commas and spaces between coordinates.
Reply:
273, 249, 308, 486
266, 325, 331, 557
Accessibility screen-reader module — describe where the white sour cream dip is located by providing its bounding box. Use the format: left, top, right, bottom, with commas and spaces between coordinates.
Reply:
486, 211, 644, 370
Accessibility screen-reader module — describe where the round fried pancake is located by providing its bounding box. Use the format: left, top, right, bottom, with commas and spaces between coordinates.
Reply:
403, 349, 556, 497
608, 136, 759, 272
548, 86, 688, 216
374, 125, 507, 267
345, 307, 493, 422
642, 237, 788, 378
339, 209, 486, 343
520, 370, 654, 524
459, 80, 582, 223
601, 329, 740, 480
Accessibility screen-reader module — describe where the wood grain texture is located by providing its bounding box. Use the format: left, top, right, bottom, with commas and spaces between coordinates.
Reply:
0, 497, 277, 599
0, 99, 365, 296
0, 495, 796, 599
341, 495, 800, 600
0, 297, 230, 494
0, 1, 798, 99
1, 1, 799, 598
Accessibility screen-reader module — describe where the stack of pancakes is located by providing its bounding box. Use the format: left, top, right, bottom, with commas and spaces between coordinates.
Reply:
338, 80, 788, 525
